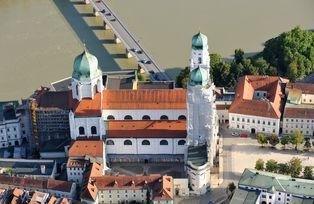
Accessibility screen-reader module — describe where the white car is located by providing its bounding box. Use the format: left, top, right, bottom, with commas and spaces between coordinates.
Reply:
231, 132, 239, 136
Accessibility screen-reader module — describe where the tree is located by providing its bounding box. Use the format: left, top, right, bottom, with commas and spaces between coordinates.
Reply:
304, 138, 311, 151
257, 133, 268, 147
277, 163, 290, 175
255, 158, 264, 170
268, 134, 279, 148
228, 182, 236, 193
176, 67, 190, 88
288, 157, 302, 177
303, 166, 313, 179
234, 49, 244, 64
266, 159, 278, 173
262, 26, 314, 80
290, 130, 304, 151
280, 135, 290, 149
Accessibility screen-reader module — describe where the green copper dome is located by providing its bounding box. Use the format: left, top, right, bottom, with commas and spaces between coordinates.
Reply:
192, 32, 208, 50
189, 67, 209, 86
72, 51, 102, 81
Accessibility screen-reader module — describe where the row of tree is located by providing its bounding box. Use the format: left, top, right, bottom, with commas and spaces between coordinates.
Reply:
255, 157, 313, 179
176, 26, 314, 88
257, 130, 312, 151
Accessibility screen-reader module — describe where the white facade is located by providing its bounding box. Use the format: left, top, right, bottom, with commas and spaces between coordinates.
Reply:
102, 109, 186, 121
229, 113, 280, 135
105, 138, 186, 155
67, 163, 86, 185
98, 189, 147, 204
0, 118, 23, 148
69, 112, 106, 139
71, 77, 103, 101
186, 33, 219, 195
282, 117, 314, 136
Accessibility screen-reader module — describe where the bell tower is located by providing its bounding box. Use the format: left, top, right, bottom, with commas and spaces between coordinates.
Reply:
71, 50, 103, 101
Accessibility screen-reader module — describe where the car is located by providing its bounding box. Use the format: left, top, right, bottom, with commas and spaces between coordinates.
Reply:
240, 133, 248, 138
231, 132, 239, 136
106, 13, 111, 16
132, 48, 142, 54
110, 18, 116, 22
100, 9, 105, 14
142, 60, 151, 64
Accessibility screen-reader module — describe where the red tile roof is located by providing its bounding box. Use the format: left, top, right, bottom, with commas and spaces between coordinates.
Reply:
74, 89, 186, 116
108, 120, 187, 138
216, 104, 230, 110
80, 162, 103, 201
286, 83, 314, 95
0, 176, 73, 193
68, 140, 104, 158
74, 92, 102, 117
66, 159, 86, 168
229, 75, 289, 118
284, 107, 314, 119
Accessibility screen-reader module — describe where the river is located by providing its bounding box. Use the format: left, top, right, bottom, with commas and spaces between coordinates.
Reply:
0, 0, 313, 100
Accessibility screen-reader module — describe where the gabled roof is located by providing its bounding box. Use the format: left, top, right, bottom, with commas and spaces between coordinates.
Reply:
229, 75, 289, 118
286, 82, 314, 95
108, 120, 187, 138
68, 140, 104, 158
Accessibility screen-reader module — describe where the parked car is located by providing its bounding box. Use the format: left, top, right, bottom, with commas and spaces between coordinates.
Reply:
231, 132, 239, 136
240, 133, 248, 138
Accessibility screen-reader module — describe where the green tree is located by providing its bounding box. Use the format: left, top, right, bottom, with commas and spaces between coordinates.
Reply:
280, 135, 291, 149
303, 166, 313, 179
288, 157, 302, 177
290, 130, 304, 151
304, 138, 311, 151
176, 67, 190, 88
257, 133, 268, 147
234, 49, 244, 64
277, 163, 290, 175
262, 26, 314, 80
255, 158, 264, 170
266, 159, 278, 173
228, 182, 236, 193
268, 134, 279, 148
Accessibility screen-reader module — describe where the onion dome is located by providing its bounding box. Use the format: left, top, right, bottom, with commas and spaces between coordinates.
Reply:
189, 67, 209, 86
72, 51, 101, 81
192, 32, 208, 50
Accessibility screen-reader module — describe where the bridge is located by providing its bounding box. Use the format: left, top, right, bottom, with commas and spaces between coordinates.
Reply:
84, 0, 171, 81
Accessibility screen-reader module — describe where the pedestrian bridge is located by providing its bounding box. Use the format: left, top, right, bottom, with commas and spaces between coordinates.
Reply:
84, 0, 171, 81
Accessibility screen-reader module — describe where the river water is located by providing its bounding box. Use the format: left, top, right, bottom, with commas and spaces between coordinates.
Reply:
0, 0, 313, 100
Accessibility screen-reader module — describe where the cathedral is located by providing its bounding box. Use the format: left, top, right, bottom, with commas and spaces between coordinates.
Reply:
68, 33, 219, 195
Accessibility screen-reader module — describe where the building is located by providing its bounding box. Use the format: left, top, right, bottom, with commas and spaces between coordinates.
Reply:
81, 174, 173, 204
30, 88, 75, 151
0, 176, 76, 199
0, 102, 24, 148
230, 168, 314, 204
282, 83, 314, 137
0, 158, 57, 179
215, 87, 235, 124
229, 75, 289, 135
185, 32, 219, 195
67, 140, 105, 185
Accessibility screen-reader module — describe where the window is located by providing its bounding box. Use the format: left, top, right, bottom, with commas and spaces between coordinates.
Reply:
198, 57, 202, 64
91, 126, 97, 135
160, 115, 168, 120
142, 140, 150, 145
252, 120, 255, 123
269, 195, 272, 199
273, 122, 275, 126
160, 140, 168, 145
263, 121, 265, 125
237, 118, 239, 121
178, 140, 186, 145
106, 140, 114, 145
268, 121, 270, 125
258, 120, 260, 124
178, 115, 186, 120
124, 115, 133, 120
79, 127, 85, 135
262, 128, 265, 131
247, 119, 250, 123
232, 117, 234, 121
107, 115, 115, 120
242, 118, 245, 122
124, 140, 132, 145
142, 115, 151, 120
76, 84, 79, 96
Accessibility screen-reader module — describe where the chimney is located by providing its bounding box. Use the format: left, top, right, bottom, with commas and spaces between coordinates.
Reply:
40, 165, 46, 174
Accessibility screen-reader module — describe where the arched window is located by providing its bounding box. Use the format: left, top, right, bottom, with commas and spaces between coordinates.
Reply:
142, 140, 150, 145
160, 115, 168, 120
91, 126, 97, 135
106, 140, 114, 145
124, 140, 132, 145
160, 140, 168, 145
178, 115, 186, 120
142, 115, 151, 120
107, 115, 115, 120
178, 140, 186, 145
124, 115, 133, 120
79, 127, 85, 135
76, 84, 79, 96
